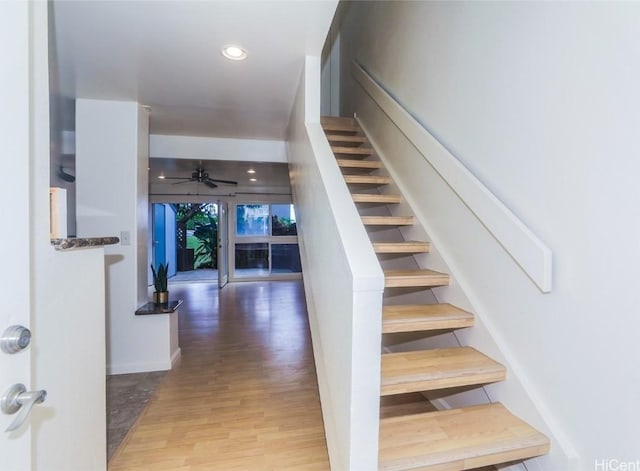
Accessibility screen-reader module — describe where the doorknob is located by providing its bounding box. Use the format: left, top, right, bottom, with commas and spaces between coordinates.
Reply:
1, 384, 47, 432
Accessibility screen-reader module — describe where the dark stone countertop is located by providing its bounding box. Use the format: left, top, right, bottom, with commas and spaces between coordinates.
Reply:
51, 237, 120, 250
135, 300, 183, 316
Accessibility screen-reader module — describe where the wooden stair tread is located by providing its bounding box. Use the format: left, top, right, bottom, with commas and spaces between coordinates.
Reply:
373, 241, 430, 253
382, 304, 474, 333
362, 216, 415, 226
345, 175, 391, 185
326, 134, 368, 144
337, 159, 383, 169
321, 116, 358, 132
321, 116, 355, 125
332, 146, 374, 155
379, 403, 550, 471
322, 123, 359, 133
381, 347, 506, 395
385, 269, 449, 288
352, 193, 401, 204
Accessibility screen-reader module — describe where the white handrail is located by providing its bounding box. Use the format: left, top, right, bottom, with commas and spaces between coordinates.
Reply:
352, 62, 553, 293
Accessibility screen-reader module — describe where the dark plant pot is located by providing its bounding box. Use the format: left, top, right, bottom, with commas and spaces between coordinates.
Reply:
153, 291, 169, 304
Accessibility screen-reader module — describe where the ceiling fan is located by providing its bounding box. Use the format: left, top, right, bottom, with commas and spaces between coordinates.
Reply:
160, 167, 238, 189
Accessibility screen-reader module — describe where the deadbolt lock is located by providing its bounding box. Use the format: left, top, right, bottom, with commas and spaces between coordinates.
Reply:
0, 325, 31, 354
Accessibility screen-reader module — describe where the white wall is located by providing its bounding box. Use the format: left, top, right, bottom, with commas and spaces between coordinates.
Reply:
287, 56, 384, 470
340, 2, 640, 468
150, 134, 287, 163
77, 99, 174, 373
320, 23, 340, 117
136, 103, 150, 309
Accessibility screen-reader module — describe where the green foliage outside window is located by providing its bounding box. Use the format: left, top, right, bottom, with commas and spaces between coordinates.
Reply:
271, 216, 297, 236
193, 215, 218, 269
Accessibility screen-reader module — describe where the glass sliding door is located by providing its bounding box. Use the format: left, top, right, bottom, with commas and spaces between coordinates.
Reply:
232, 202, 301, 280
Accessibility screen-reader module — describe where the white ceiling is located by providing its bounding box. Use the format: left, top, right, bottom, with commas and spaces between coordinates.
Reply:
51, 0, 338, 140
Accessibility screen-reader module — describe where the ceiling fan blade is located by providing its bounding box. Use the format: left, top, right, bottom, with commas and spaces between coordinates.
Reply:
208, 178, 238, 185
203, 179, 218, 189
161, 176, 191, 180
172, 178, 197, 185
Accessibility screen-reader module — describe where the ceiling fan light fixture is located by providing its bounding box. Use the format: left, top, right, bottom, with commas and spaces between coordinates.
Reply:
158, 173, 166, 179
222, 45, 247, 61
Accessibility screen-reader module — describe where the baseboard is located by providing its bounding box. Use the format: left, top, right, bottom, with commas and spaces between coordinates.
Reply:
170, 348, 181, 367
107, 360, 171, 375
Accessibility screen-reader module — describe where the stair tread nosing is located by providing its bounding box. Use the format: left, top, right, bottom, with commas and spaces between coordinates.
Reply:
379, 403, 550, 471
362, 216, 415, 226
352, 193, 401, 204
337, 159, 383, 169
373, 241, 430, 253
331, 146, 373, 155
344, 175, 391, 185
384, 269, 449, 288
322, 124, 359, 133
321, 117, 358, 132
382, 304, 473, 333
381, 347, 506, 395
326, 134, 368, 144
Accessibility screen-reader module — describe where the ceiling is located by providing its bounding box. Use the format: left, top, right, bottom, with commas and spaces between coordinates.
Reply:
51, 0, 338, 140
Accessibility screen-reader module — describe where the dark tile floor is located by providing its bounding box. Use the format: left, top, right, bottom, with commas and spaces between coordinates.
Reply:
106, 371, 168, 460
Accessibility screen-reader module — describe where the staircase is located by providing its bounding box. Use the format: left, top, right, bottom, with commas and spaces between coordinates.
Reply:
321, 116, 550, 471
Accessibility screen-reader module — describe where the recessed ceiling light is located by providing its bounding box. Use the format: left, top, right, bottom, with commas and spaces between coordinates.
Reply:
247, 169, 256, 174
158, 174, 165, 179
249, 178, 257, 182
222, 45, 247, 61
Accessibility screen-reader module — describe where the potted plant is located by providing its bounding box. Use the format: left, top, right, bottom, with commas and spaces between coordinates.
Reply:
151, 262, 169, 304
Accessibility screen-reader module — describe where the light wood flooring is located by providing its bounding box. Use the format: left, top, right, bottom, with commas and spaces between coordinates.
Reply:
108, 280, 496, 470
108, 281, 329, 470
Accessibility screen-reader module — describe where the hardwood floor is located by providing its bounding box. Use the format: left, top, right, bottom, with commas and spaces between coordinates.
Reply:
108, 281, 329, 470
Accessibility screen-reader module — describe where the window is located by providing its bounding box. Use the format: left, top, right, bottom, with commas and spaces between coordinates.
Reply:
271, 204, 297, 236
235, 243, 269, 278
272, 244, 301, 273
236, 204, 269, 237
232, 203, 301, 279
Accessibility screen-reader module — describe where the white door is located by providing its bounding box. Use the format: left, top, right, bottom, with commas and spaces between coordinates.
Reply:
0, 3, 37, 467
218, 201, 229, 288
1, 5, 106, 470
